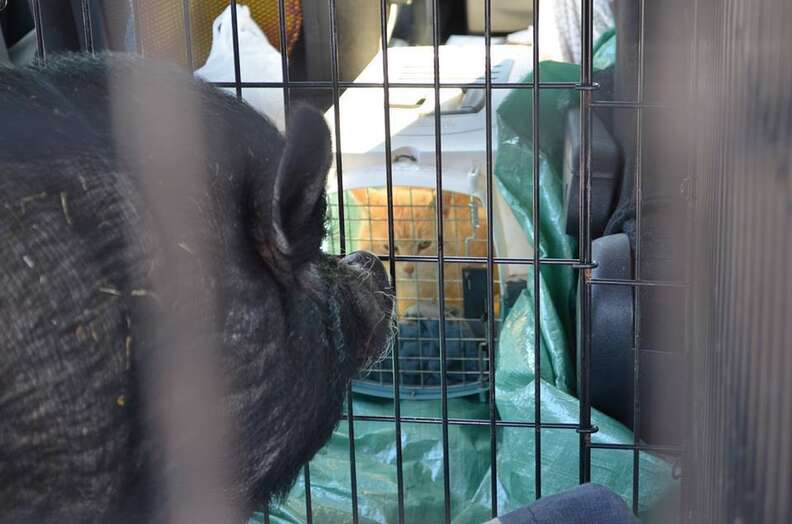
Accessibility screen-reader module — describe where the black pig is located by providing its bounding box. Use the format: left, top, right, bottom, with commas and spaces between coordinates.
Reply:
0, 53, 393, 523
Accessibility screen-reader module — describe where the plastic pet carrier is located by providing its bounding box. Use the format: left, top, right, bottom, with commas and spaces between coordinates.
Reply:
322, 44, 534, 400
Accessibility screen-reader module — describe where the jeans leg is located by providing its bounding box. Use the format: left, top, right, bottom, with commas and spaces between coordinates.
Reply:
485, 483, 637, 524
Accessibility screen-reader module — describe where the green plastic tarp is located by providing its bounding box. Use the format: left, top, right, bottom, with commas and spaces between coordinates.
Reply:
259, 397, 496, 524
495, 292, 676, 516
260, 30, 677, 523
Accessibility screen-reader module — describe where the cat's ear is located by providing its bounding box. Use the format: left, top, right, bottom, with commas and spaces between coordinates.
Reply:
350, 188, 371, 206
355, 188, 391, 212
431, 191, 454, 218
254, 104, 331, 277
443, 191, 453, 215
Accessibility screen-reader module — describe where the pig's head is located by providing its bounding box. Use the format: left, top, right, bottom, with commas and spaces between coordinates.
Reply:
254, 105, 394, 367
224, 104, 394, 508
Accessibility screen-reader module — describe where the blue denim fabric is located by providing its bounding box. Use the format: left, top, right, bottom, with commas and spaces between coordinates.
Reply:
124, 0, 137, 52
486, 483, 637, 524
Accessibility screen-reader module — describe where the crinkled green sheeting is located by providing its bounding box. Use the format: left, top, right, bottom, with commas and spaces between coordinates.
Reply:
257, 396, 496, 524
594, 28, 617, 72
463, 379, 675, 516
494, 130, 577, 392
494, 371, 676, 515
496, 272, 575, 394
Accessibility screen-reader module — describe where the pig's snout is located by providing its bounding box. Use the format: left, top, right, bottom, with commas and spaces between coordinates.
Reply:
342, 251, 393, 314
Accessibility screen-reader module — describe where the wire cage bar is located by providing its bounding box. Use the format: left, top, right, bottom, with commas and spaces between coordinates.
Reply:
577, 0, 595, 488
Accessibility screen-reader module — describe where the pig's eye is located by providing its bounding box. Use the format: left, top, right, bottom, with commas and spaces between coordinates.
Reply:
417, 240, 432, 252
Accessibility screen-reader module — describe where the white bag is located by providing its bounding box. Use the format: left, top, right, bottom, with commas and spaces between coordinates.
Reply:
195, 4, 286, 132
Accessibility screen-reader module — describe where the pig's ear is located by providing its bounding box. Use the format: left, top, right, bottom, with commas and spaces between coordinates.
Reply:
257, 105, 332, 275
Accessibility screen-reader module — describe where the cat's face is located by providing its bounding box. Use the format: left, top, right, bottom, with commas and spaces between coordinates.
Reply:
389, 207, 438, 312
348, 187, 498, 319
351, 188, 452, 314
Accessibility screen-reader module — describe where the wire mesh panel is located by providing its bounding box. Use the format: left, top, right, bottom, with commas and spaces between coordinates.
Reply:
22, 0, 597, 521
14, 0, 728, 522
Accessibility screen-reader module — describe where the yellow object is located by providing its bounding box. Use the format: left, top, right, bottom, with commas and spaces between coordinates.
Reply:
134, 0, 302, 69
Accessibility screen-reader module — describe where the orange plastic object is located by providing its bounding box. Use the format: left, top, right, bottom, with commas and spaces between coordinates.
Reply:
134, 0, 302, 68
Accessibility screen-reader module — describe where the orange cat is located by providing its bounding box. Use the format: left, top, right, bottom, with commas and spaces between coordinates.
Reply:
350, 187, 499, 319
